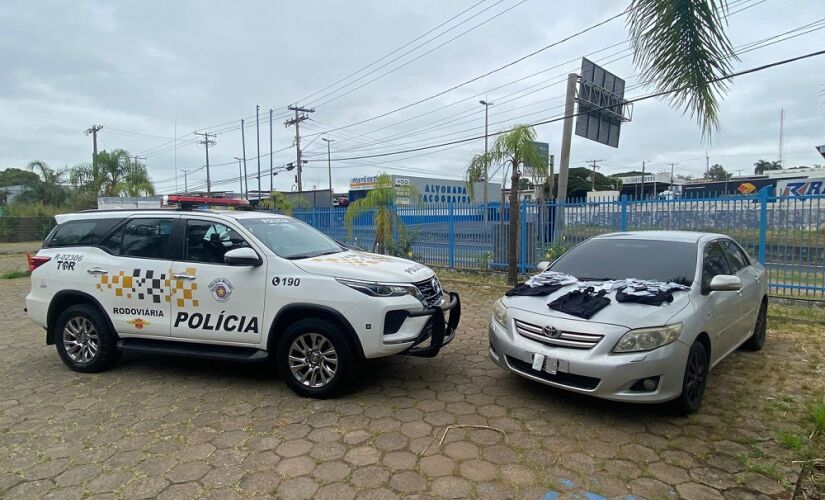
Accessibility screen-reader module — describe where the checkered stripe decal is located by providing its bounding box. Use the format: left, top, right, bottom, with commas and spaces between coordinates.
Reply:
96, 267, 199, 307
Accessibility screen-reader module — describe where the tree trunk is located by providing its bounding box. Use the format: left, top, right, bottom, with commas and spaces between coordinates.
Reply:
507, 166, 521, 285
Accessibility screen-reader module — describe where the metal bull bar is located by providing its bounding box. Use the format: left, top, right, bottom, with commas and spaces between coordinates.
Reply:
404, 292, 461, 358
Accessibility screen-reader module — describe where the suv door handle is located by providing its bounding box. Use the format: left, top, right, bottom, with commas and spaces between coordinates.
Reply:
172, 273, 196, 280
87, 268, 109, 275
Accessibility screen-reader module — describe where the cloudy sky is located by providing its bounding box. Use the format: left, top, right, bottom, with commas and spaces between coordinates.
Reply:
1, 0, 823, 194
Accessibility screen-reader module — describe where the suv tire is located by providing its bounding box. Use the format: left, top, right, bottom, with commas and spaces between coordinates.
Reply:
55, 303, 120, 373
741, 300, 767, 351
670, 340, 708, 415
276, 318, 354, 399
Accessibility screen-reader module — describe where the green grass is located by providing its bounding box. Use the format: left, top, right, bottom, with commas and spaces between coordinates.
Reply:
0, 269, 30, 279
812, 402, 825, 434
776, 431, 803, 450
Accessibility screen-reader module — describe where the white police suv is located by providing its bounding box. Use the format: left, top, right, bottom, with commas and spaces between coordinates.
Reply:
26, 210, 460, 398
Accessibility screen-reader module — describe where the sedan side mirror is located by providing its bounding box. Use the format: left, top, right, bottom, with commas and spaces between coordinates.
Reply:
224, 247, 262, 267
709, 275, 742, 292
537, 261, 551, 272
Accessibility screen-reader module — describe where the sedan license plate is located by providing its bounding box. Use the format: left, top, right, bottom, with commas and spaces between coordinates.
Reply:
531, 353, 559, 375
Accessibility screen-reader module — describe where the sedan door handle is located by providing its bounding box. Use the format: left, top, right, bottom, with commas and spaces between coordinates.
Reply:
87, 268, 109, 275
172, 273, 196, 281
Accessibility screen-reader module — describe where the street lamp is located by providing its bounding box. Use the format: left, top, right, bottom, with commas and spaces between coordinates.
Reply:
233, 157, 244, 199
322, 137, 335, 205
479, 100, 494, 230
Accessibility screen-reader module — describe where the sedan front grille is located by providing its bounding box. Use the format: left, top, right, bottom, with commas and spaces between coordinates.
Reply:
414, 277, 444, 307
514, 319, 603, 350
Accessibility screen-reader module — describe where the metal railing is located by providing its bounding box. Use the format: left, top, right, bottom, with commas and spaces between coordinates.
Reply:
292, 192, 825, 299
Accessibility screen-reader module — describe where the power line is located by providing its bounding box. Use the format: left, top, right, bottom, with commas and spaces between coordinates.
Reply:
310, 49, 825, 163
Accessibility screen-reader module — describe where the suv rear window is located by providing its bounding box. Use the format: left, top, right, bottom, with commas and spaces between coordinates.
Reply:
45, 219, 123, 247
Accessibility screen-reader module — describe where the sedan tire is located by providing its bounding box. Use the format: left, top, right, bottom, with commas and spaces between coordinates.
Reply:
671, 340, 709, 415
741, 300, 767, 352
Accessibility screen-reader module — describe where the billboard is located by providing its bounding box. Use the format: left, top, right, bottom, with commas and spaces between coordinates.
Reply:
777, 177, 825, 197
527, 141, 549, 172
575, 58, 631, 148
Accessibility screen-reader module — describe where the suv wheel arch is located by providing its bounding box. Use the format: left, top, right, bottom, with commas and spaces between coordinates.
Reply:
267, 304, 365, 360
47, 291, 117, 345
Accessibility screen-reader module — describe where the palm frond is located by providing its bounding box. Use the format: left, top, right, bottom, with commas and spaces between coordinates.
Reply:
465, 153, 489, 199
628, 0, 737, 136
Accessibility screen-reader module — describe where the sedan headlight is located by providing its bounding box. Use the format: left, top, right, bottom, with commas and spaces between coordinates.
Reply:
492, 298, 508, 325
613, 323, 683, 353
336, 278, 423, 300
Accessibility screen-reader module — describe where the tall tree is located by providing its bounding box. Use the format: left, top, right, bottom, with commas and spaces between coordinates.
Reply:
482, 125, 545, 285
71, 149, 154, 197
628, 0, 737, 135
753, 159, 782, 175
345, 173, 412, 254
16, 161, 70, 206
707, 163, 731, 181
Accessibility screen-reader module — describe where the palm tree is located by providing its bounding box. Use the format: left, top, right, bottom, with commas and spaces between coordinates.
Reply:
20, 160, 69, 206
753, 159, 782, 175
70, 149, 154, 197
628, 0, 737, 135
486, 125, 545, 285
344, 173, 410, 254
259, 191, 309, 215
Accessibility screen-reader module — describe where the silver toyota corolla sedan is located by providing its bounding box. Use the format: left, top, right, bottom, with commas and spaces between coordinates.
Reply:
488, 231, 768, 414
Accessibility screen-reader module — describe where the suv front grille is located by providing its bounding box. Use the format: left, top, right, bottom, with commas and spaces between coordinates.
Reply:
414, 277, 443, 307
514, 319, 603, 350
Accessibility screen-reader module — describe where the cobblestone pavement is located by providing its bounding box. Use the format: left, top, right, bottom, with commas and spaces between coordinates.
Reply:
1, 276, 822, 499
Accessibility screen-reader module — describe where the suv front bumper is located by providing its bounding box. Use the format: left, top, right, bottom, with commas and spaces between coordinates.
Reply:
403, 292, 461, 358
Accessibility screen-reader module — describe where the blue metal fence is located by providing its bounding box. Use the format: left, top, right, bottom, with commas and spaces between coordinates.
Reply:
293, 192, 825, 298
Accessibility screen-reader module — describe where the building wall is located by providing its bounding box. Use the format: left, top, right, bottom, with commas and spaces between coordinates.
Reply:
349, 174, 501, 206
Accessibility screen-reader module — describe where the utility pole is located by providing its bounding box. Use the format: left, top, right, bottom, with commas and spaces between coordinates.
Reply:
84, 124, 103, 167
194, 132, 216, 197
479, 100, 494, 231
256, 105, 261, 198
241, 119, 249, 200
131, 155, 146, 169
285, 105, 315, 192
778, 108, 785, 166
182, 169, 191, 194
322, 138, 335, 205
705, 150, 710, 179
269, 109, 274, 193
586, 160, 603, 192
668, 162, 678, 188
234, 157, 244, 198
640, 160, 647, 200
554, 73, 578, 242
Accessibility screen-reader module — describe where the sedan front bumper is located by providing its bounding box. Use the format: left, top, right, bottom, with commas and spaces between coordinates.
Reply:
488, 317, 690, 403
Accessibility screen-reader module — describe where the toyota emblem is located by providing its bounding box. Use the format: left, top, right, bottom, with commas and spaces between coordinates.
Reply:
542, 325, 562, 339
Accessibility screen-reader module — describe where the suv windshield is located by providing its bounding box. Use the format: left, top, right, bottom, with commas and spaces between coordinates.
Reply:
550, 238, 697, 286
240, 217, 344, 259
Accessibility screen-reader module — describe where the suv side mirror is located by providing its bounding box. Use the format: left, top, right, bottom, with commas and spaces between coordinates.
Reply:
537, 261, 551, 272
224, 247, 262, 267
709, 275, 741, 292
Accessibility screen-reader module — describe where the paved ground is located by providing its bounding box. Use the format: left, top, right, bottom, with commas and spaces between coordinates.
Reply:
1, 270, 823, 499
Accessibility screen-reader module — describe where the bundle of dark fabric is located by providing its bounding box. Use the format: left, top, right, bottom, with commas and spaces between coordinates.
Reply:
548, 287, 610, 319
505, 271, 577, 297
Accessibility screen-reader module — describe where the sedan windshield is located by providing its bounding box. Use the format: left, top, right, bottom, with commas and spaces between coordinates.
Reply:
550, 238, 697, 286
240, 217, 343, 259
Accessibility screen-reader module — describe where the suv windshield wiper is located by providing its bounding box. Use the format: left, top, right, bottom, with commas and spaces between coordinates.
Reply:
285, 249, 342, 260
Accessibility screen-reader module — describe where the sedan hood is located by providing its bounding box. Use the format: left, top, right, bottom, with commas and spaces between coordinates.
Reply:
292, 250, 434, 283
503, 285, 692, 330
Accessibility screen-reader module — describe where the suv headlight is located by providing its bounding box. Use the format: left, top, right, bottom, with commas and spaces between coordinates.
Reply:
492, 298, 508, 325
613, 323, 683, 353
336, 278, 423, 300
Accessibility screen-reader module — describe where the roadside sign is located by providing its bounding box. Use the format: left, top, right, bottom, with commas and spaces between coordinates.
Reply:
575, 58, 632, 148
